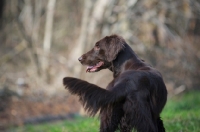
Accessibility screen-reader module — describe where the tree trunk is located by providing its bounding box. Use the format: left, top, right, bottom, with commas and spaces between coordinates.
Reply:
42, 0, 56, 82
68, 0, 92, 78
86, 0, 108, 49
17, 0, 42, 76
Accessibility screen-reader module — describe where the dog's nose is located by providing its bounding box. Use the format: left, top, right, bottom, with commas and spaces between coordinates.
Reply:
78, 56, 83, 62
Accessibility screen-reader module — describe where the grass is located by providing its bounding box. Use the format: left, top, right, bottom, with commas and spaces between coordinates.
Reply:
10, 117, 99, 132
10, 91, 200, 132
161, 91, 200, 132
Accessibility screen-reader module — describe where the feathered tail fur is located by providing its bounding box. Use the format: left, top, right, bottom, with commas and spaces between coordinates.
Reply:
63, 77, 126, 116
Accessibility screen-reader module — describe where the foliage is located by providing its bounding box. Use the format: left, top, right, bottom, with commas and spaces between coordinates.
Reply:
10, 91, 200, 132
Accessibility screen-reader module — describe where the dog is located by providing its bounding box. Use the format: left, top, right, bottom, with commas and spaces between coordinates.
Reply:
63, 34, 167, 132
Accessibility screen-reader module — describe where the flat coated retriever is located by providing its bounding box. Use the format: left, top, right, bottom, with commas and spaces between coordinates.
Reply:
63, 35, 167, 132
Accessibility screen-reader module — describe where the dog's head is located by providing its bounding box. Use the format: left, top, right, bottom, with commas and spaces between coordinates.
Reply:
78, 35, 125, 72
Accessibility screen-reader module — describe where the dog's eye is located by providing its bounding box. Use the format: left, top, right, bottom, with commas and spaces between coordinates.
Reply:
95, 43, 100, 50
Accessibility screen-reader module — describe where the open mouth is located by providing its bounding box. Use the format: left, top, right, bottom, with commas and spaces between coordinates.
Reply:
86, 61, 104, 73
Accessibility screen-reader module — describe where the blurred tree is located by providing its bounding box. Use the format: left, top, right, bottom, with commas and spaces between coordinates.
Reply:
68, 0, 109, 78
17, 0, 56, 82
0, 0, 199, 97
68, 0, 92, 78
42, 0, 56, 82
17, 0, 45, 76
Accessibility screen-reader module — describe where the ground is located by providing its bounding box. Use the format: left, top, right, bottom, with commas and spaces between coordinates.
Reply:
0, 94, 80, 130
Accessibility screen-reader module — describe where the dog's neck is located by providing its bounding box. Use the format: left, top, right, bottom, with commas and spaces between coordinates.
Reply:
109, 44, 146, 78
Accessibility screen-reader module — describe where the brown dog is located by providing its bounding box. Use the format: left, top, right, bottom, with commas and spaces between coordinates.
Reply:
63, 35, 167, 132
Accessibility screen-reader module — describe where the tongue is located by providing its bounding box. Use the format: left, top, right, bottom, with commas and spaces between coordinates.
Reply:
86, 62, 104, 72
86, 66, 98, 72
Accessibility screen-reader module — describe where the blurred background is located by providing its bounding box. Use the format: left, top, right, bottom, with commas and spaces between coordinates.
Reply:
0, 0, 200, 131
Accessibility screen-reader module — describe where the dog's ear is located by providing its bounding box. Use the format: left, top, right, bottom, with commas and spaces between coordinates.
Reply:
105, 35, 125, 62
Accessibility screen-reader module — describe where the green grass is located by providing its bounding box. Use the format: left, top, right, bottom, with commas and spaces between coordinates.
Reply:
10, 91, 200, 132
161, 91, 200, 132
10, 116, 99, 132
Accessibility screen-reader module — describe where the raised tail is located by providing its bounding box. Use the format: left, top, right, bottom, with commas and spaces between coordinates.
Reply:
63, 77, 127, 116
